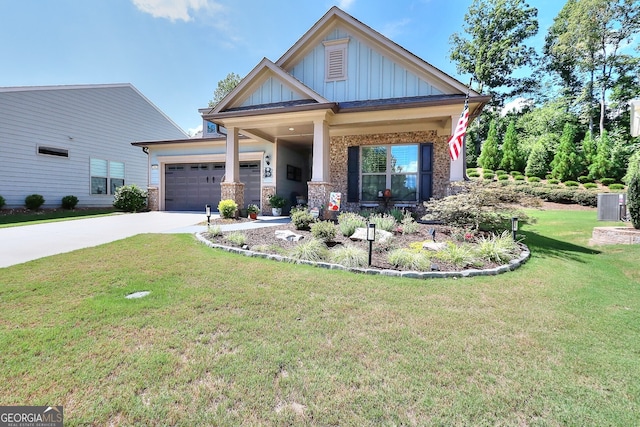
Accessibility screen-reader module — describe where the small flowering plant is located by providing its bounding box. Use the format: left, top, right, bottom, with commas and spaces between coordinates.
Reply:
247, 204, 260, 214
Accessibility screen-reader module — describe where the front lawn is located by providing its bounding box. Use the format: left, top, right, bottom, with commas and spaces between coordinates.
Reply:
0, 209, 638, 425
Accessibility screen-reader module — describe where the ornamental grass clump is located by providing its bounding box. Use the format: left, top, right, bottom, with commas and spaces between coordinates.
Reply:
400, 212, 420, 235
434, 242, 477, 268
338, 212, 367, 236
329, 245, 368, 268
288, 239, 328, 262
476, 231, 519, 263
368, 213, 397, 232
387, 248, 432, 271
225, 232, 246, 246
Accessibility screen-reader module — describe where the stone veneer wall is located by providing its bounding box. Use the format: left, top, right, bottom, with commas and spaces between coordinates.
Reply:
329, 131, 450, 211
261, 185, 276, 215
221, 182, 245, 210
147, 186, 159, 211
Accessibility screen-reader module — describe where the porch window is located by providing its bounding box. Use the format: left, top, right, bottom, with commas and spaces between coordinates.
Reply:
360, 144, 418, 201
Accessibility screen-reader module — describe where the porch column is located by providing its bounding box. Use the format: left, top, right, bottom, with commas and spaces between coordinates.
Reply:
311, 119, 330, 182
449, 115, 465, 182
221, 126, 245, 209
308, 118, 332, 211
225, 126, 239, 182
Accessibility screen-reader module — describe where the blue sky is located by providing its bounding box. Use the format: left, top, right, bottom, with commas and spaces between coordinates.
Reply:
0, 0, 564, 135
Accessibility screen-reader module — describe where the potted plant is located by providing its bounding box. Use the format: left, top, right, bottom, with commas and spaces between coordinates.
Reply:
268, 194, 286, 216
247, 204, 260, 220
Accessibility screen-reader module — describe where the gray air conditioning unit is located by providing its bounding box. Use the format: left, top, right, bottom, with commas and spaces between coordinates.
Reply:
597, 193, 626, 221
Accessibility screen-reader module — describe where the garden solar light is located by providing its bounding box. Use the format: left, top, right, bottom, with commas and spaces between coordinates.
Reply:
511, 217, 518, 240
206, 204, 211, 226
367, 222, 376, 266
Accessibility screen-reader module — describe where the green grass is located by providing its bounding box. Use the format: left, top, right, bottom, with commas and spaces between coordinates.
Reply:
0, 208, 117, 228
1, 210, 639, 425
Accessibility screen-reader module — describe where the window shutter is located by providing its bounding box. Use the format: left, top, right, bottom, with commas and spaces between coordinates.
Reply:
347, 146, 359, 203
419, 143, 433, 201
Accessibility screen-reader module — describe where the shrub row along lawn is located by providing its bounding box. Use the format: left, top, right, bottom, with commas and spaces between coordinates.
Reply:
0, 210, 639, 425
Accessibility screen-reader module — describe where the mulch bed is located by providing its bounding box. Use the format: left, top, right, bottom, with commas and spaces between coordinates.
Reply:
204, 219, 504, 272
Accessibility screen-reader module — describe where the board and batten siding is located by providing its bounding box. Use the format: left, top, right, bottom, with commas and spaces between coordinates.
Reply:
0, 84, 187, 208
287, 27, 445, 103
240, 77, 307, 107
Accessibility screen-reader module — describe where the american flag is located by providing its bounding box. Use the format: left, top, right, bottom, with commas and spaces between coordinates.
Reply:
448, 102, 469, 161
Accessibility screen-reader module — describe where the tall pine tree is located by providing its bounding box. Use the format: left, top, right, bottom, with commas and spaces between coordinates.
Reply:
499, 120, 522, 172
478, 120, 501, 171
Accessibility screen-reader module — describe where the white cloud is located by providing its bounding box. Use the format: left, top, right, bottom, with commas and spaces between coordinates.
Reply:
132, 0, 221, 22
380, 18, 411, 39
337, 0, 355, 10
187, 124, 203, 137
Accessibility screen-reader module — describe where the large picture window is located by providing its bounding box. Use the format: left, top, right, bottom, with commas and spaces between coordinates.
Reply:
91, 159, 125, 195
360, 144, 418, 201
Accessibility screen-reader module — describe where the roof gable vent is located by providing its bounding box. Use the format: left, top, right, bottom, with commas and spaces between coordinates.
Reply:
324, 38, 349, 82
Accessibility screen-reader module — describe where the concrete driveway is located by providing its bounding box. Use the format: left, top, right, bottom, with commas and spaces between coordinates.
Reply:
0, 211, 291, 268
0, 212, 203, 268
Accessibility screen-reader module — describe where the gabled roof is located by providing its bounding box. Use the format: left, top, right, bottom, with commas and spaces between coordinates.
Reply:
276, 6, 477, 97
209, 58, 330, 115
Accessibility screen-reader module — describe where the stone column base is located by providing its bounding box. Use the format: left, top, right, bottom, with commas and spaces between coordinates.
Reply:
221, 182, 245, 210
147, 186, 159, 211
262, 185, 276, 215
307, 182, 333, 212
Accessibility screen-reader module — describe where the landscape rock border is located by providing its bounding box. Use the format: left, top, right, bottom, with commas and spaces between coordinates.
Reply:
195, 232, 531, 280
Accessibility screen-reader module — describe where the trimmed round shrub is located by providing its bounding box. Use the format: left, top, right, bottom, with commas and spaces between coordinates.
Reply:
547, 179, 560, 185
61, 195, 78, 209
467, 170, 480, 178
25, 194, 45, 210
608, 183, 625, 190
495, 170, 507, 176
600, 178, 616, 186
291, 209, 315, 230
483, 169, 495, 174
113, 184, 147, 212
514, 175, 525, 181
527, 176, 541, 183
0, 195, 5, 209
483, 172, 495, 179
511, 171, 523, 176
310, 220, 337, 242
583, 183, 598, 189
563, 181, 579, 187
497, 174, 509, 180
578, 175, 592, 183
217, 199, 238, 219
572, 191, 597, 207
467, 168, 479, 174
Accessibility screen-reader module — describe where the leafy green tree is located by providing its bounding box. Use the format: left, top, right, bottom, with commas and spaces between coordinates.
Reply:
580, 131, 596, 167
588, 130, 612, 180
627, 169, 640, 229
543, 0, 640, 134
478, 120, 501, 171
525, 135, 553, 178
624, 150, 640, 185
550, 123, 583, 181
449, 0, 539, 103
499, 120, 522, 172
208, 72, 242, 107
516, 101, 577, 154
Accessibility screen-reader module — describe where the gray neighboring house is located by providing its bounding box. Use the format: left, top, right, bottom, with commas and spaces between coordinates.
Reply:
0, 84, 187, 209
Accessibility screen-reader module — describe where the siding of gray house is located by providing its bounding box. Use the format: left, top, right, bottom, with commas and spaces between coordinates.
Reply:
0, 84, 187, 208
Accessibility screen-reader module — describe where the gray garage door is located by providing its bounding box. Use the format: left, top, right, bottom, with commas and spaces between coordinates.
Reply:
165, 162, 260, 211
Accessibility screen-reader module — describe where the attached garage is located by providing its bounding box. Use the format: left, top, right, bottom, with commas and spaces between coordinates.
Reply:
164, 162, 261, 211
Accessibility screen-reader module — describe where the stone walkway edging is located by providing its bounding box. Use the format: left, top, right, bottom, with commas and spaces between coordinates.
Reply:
195, 232, 531, 280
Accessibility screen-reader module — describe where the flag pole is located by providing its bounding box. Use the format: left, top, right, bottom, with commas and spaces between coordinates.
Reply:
462, 78, 472, 181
